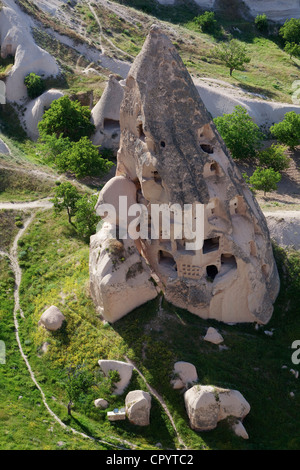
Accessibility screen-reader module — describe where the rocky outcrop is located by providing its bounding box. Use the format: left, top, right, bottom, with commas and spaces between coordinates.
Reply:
38, 305, 65, 331
184, 384, 250, 432
89, 176, 158, 324
113, 25, 280, 324
94, 398, 109, 409
0, 0, 59, 102
98, 360, 134, 395
23, 89, 64, 140
171, 361, 198, 389
125, 390, 152, 426
203, 327, 224, 344
91, 75, 125, 154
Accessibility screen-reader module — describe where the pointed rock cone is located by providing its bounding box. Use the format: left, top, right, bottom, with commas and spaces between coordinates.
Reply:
97, 25, 280, 324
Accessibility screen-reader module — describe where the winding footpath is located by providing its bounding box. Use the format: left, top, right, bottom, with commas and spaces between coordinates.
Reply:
0, 198, 187, 450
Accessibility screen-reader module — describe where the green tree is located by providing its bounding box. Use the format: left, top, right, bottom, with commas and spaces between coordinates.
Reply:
51, 182, 81, 226
258, 144, 290, 172
254, 14, 268, 33
214, 105, 263, 159
24, 73, 45, 99
212, 39, 251, 76
194, 11, 218, 34
64, 364, 95, 416
75, 194, 100, 241
249, 167, 281, 196
56, 136, 114, 178
270, 111, 300, 149
38, 96, 95, 141
280, 18, 300, 45
37, 133, 71, 162
284, 41, 300, 59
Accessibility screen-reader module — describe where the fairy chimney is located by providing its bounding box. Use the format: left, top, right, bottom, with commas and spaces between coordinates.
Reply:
90, 25, 280, 324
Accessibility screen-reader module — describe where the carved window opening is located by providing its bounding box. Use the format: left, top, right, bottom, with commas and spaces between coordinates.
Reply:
160, 141, 166, 148
158, 250, 177, 271
180, 264, 201, 279
203, 236, 220, 254
221, 254, 237, 270
137, 123, 146, 142
206, 265, 218, 281
201, 144, 214, 154
103, 118, 120, 132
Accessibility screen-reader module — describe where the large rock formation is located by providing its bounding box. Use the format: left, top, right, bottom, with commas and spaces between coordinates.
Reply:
38, 305, 65, 331
91, 75, 125, 154
184, 385, 250, 432
90, 25, 280, 324
125, 390, 152, 426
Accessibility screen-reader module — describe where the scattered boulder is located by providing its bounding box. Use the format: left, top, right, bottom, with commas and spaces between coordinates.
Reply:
23, 89, 64, 140
231, 420, 249, 440
171, 361, 198, 389
125, 390, 152, 426
38, 306, 65, 331
94, 398, 109, 409
203, 327, 224, 345
0, 138, 10, 154
98, 360, 134, 395
184, 384, 250, 432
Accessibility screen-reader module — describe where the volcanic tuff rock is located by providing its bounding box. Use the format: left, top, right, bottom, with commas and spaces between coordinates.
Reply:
125, 390, 152, 426
38, 306, 65, 331
90, 25, 280, 324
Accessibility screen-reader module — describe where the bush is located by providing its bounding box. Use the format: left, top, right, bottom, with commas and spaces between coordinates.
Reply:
38, 96, 95, 141
255, 14, 268, 33
258, 144, 290, 172
249, 167, 281, 196
24, 73, 45, 99
280, 18, 300, 45
75, 194, 100, 241
284, 41, 300, 59
214, 105, 263, 159
212, 39, 251, 76
270, 112, 300, 149
194, 11, 218, 34
56, 136, 114, 178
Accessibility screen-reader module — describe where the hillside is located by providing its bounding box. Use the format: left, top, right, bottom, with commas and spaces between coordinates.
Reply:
0, 0, 299, 452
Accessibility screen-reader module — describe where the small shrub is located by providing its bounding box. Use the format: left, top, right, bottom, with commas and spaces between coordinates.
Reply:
258, 144, 290, 172
194, 11, 218, 34
24, 73, 45, 99
214, 105, 263, 159
280, 18, 300, 45
270, 112, 300, 149
255, 14, 268, 33
212, 39, 251, 76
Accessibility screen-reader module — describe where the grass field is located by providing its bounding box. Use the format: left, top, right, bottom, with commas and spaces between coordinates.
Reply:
0, 204, 298, 450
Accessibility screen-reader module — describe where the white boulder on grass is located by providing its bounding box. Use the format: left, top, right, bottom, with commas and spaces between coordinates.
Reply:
98, 360, 134, 395
125, 390, 152, 426
184, 385, 250, 432
38, 306, 65, 331
94, 398, 109, 409
232, 420, 249, 440
204, 327, 224, 345
171, 361, 198, 389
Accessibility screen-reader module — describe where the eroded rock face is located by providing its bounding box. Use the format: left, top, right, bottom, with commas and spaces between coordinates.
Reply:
98, 360, 134, 395
114, 25, 279, 325
184, 385, 250, 432
38, 305, 65, 331
125, 390, 152, 426
91, 75, 125, 154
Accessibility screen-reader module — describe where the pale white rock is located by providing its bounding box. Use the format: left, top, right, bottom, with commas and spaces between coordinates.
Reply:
204, 327, 224, 345
232, 420, 249, 440
38, 306, 65, 331
218, 389, 251, 421
125, 390, 152, 426
173, 361, 198, 388
91, 75, 125, 153
170, 378, 185, 390
94, 398, 109, 409
23, 89, 64, 140
98, 360, 134, 395
0, 0, 59, 102
184, 385, 219, 431
184, 385, 250, 432
0, 139, 10, 154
